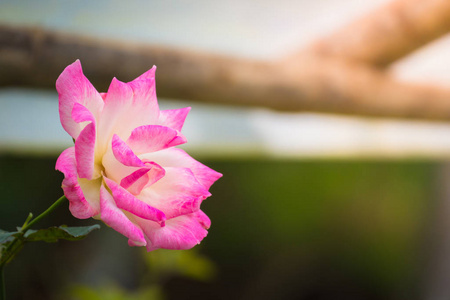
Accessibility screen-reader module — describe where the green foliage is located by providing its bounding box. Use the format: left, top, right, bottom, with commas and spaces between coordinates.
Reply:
204, 159, 435, 296
24, 225, 100, 243
65, 247, 217, 300
0, 230, 16, 244
144, 248, 217, 282
2, 157, 437, 299
0, 225, 100, 266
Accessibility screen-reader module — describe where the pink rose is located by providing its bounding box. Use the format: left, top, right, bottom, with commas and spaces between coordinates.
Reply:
55, 60, 222, 251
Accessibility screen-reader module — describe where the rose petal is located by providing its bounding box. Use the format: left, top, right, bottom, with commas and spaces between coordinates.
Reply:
102, 144, 141, 185
120, 161, 166, 195
100, 185, 146, 246
126, 125, 186, 155
139, 167, 210, 219
135, 211, 210, 251
71, 102, 96, 124
55, 147, 99, 219
132, 66, 156, 82
106, 77, 134, 103
141, 148, 222, 189
111, 134, 145, 167
56, 60, 103, 139
75, 124, 96, 180
158, 107, 191, 132
128, 66, 159, 121
97, 70, 160, 144
96, 78, 133, 147
71, 102, 99, 180
167, 133, 188, 148
120, 168, 151, 195
194, 210, 211, 229
144, 161, 166, 187
104, 177, 166, 225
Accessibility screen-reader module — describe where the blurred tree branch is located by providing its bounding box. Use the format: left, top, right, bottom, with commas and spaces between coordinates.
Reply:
287, 0, 450, 67
1, 0, 450, 120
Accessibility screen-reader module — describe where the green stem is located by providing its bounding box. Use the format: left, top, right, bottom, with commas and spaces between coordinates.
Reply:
0, 196, 67, 262
0, 196, 67, 268
0, 195, 67, 299
20, 213, 33, 230
22, 195, 67, 233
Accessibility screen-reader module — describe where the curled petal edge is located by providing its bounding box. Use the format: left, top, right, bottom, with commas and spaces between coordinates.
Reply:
141, 148, 223, 190
126, 125, 187, 155
55, 147, 99, 219
100, 185, 146, 246
120, 161, 165, 195
139, 167, 211, 219
112, 134, 145, 167
134, 210, 210, 252
104, 176, 166, 225
56, 59, 103, 139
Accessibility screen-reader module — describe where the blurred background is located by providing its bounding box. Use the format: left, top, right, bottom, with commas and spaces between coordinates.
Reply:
2, 0, 450, 299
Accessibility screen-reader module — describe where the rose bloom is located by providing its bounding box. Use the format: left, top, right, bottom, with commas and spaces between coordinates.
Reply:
55, 60, 222, 251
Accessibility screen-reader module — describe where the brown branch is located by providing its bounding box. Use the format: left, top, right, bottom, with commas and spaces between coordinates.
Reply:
287, 0, 450, 67
3, 25, 450, 120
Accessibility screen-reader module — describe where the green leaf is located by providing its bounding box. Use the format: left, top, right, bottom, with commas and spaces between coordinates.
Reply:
0, 235, 24, 266
59, 225, 101, 237
0, 229, 18, 244
24, 224, 100, 243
